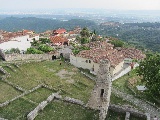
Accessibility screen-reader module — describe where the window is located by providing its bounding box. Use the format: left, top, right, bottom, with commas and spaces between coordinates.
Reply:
86, 60, 88, 63
89, 60, 91, 63
100, 89, 104, 97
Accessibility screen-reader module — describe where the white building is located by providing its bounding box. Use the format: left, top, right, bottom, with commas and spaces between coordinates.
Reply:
0, 35, 31, 52
70, 54, 124, 77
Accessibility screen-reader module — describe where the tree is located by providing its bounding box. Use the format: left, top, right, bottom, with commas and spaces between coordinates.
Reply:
80, 37, 90, 44
80, 27, 90, 38
136, 53, 160, 98
39, 38, 50, 44
109, 40, 124, 47
31, 39, 39, 46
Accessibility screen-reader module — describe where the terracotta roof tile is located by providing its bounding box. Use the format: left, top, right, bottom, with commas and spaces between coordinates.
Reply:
76, 41, 145, 68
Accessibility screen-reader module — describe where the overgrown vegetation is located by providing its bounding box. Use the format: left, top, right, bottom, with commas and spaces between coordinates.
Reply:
136, 53, 160, 100
26, 38, 54, 54
72, 45, 90, 55
113, 66, 160, 107
109, 39, 124, 48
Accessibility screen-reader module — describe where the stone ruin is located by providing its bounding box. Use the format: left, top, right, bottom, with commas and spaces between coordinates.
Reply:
87, 59, 112, 120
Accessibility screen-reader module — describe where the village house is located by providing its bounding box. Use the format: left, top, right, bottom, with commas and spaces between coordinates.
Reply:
50, 36, 69, 46
0, 30, 39, 52
53, 28, 68, 37
116, 47, 145, 63
70, 41, 145, 76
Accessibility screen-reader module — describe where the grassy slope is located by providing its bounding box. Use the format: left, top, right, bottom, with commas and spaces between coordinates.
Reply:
4, 60, 95, 103
0, 98, 36, 120
24, 87, 54, 103
0, 60, 146, 120
0, 81, 21, 103
36, 100, 99, 120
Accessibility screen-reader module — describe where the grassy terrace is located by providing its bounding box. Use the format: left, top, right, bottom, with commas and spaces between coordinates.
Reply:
0, 98, 36, 120
36, 100, 99, 120
23, 87, 54, 103
0, 81, 21, 103
112, 70, 137, 95
3, 60, 95, 103
0, 60, 147, 120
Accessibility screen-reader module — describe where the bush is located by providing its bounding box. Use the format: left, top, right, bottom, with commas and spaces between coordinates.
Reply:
26, 48, 43, 54
38, 44, 54, 53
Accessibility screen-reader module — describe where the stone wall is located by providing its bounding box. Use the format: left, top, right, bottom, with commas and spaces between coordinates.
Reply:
0, 84, 42, 108
27, 93, 85, 120
4, 54, 55, 61
27, 93, 60, 120
109, 104, 147, 119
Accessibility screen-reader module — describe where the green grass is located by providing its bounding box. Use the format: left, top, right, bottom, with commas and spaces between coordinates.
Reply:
24, 87, 54, 103
112, 69, 137, 95
112, 68, 160, 109
35, 100, 99, 120
0, 81, 21, 103
0, 98, 36, 120
110, 93, 132, 105
106, 110, 125, 120
4, 60, 95, 102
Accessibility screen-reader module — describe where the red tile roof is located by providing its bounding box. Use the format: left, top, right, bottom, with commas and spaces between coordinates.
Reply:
116, 48, 146, 60
76, 41, 145, 67
77, 42, 124, 67
53, 29, 66, 34
50, 36, 68, 45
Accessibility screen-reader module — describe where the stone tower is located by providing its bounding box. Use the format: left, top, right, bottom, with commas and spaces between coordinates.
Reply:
87, 59, 112, 120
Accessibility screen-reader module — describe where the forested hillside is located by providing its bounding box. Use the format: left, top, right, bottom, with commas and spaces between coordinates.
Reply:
99, 22, 160, 52
0, 17, 96, 32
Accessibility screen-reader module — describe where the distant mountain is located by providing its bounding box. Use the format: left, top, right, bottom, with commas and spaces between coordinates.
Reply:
0, 17, 96, 32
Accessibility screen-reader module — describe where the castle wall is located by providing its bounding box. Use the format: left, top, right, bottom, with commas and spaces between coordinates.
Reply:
4, 54, 54, 61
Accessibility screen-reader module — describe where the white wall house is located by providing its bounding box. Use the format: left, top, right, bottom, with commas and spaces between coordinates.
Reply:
0, 34, 40, 53
70, 54, 124, 76
0, 35, 31, 52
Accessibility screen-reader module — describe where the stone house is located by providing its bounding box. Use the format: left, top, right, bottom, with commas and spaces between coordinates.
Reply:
70, 42, 124, 76
70, 41, 145, 76
50, 36, 69, 46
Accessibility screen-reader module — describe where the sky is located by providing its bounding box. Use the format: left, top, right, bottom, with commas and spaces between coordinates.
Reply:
0, 0, 160, 10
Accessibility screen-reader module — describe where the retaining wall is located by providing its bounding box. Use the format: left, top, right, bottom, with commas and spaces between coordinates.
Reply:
4, 54, 55, 61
